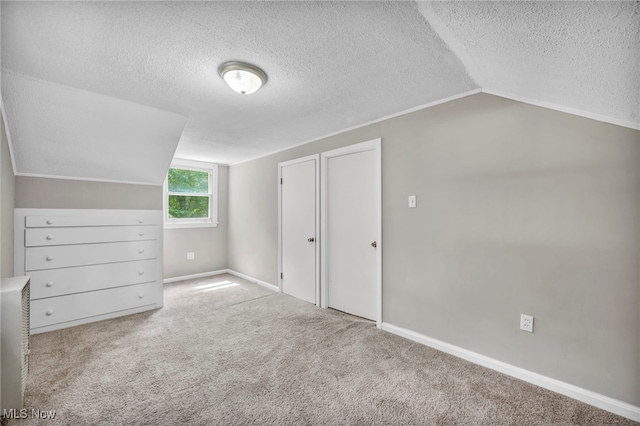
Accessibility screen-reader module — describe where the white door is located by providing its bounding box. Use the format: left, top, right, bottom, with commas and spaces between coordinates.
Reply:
280, 156, 318, 304
325, 148, 378, 320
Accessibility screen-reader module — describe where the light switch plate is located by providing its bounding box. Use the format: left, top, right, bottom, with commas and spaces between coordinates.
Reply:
187, 252, 195, 260
408, 195, 417, 208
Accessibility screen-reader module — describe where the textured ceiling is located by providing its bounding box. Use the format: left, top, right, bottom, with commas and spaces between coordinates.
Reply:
419, 1, 640, 127
1, 1, 638, 184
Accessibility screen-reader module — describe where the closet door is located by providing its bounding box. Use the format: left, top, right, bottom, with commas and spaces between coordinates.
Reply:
322, 140, 381, 323
279, 155, 319, 305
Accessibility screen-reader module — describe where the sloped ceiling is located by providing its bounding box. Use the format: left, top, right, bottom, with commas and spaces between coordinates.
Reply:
1, 1, 638, 185
419, 1, 640, 126
2, 71, 187, 185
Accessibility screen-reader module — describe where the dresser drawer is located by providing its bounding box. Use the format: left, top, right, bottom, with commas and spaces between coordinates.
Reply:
25, 240, 157, 271
25, 214, 157, 228
25, 226, 158, 247
31, 282, 157, 329
29, 259, 157, 299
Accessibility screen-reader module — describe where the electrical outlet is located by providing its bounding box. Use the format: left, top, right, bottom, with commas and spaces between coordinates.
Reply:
408, 195, 417, 208
520, 314, 534, 333
187, 252, 195, 260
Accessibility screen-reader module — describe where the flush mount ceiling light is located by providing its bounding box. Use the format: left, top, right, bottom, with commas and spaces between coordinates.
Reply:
218, 61, 268, 95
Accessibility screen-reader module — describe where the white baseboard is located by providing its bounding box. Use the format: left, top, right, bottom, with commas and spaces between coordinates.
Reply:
163, 269, 230, 284
227, 270, 279, 292
381, 323, 640, 422
163, 269, 279, 293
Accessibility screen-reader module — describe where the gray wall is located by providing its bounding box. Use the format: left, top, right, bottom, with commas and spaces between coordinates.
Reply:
15, 176, 162, 209
164, 165, 229, 279
228, 93, 640, 406
1, 113, 15, 278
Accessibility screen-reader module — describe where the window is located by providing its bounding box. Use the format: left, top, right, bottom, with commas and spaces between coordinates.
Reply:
164, 159, 218, 228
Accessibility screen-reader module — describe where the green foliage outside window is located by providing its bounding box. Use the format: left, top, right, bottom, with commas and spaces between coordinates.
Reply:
168, 168, 210, 219
168, 168, 208, 193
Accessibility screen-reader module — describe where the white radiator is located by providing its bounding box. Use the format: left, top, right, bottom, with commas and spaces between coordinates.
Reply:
1, 276, 31, 412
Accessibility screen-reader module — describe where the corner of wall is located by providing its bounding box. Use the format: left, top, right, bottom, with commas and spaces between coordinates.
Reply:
0, 99, 18, 176
1, 102, 16, 278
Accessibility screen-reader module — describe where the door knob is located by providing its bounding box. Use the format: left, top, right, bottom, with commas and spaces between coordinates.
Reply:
307, 237, 315, 243
371, 241, 377, 248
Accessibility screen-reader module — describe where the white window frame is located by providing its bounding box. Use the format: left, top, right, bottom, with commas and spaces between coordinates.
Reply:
164, 159, 218, 229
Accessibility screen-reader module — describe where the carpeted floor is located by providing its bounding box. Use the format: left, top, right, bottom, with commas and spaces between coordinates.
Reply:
7, 274, 636, 425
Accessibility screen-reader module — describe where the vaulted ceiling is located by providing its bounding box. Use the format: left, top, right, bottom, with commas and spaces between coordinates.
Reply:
1, 1, 638, 185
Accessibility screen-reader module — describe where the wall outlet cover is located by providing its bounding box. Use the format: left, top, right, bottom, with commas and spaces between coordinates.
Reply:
187, 252, 195, 260
520, 314, 534, 333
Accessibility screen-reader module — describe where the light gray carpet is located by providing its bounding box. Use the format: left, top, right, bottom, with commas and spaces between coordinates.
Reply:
8, 274, 636, 425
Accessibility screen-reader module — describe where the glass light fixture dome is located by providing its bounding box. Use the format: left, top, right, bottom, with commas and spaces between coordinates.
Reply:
218, 61, 268, 95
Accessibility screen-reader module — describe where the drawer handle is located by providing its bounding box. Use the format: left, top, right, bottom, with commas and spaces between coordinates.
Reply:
138, 293, 145, 299
46, 235, 54, 240
138, 271, 145, 276
138, 219, 145, 224
46, 281, 54, 288
139, 232, 145, 237
46, 309, 54, 316
46, 219, 54, 225
138, 249, 145, 254
46, 256, 54, 261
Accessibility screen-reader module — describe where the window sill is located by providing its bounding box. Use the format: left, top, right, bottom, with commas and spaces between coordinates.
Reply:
164, 222, 219, 230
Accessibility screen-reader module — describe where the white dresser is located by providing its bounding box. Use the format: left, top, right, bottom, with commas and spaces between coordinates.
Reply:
14, 209, 164, 334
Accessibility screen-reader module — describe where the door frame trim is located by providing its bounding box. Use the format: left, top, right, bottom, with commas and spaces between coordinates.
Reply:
278, 154, 321, 306
320, 138, 382, 328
